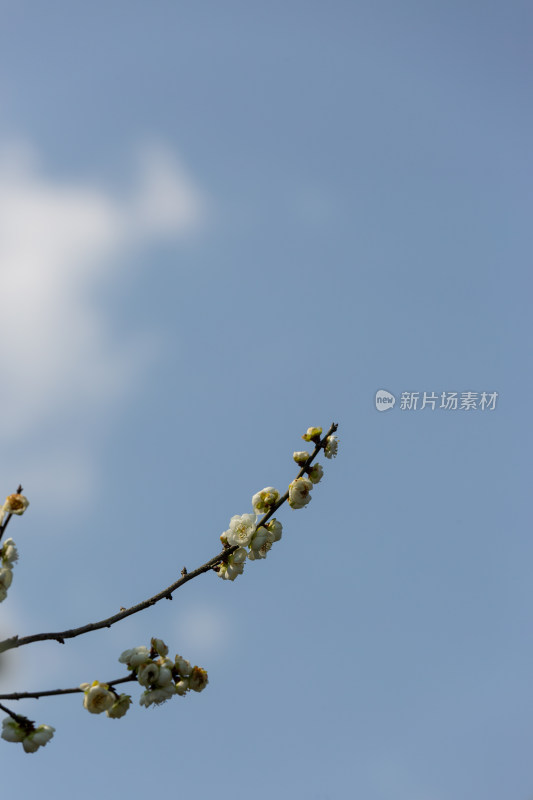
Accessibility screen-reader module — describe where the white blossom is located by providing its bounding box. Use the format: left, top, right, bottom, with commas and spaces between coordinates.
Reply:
324, 435, 339, 459
0, 567, 13, 591
307, 463, 324, 484
0, 566, 13, 602
1, 539, 18, 565
224, 514, 257, 548
248, 526, 275, 560
293, 451, 310, 465
252, 487, 280, 515
174, 655, 192, 676
1, 718, 25, 743
139, 684, 176, 707
217, 547, 247, 581
288, 477, 313, 509
151, 638, 168, 657
22, 725, 55, 753
265, 518, 283, 542
2, 494, 30, 518
106, 694, 132, 719
1, 718, 54, 753
175, 678, 190, 696
137, 661, 161, 687
157, 666, 173, 686
82, 681, 115, 714
188, 666, 209, 692
119, 646, 151, 668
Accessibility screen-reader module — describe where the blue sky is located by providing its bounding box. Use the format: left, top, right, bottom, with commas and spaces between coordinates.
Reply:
0, 2, 531, 798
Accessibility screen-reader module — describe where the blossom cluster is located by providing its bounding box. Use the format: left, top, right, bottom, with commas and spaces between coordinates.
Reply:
80, 637, 208, 718
216, 426, 339, 581
79, 681, 132, 718
217, 513, 283, 580
1, 716, 55, 754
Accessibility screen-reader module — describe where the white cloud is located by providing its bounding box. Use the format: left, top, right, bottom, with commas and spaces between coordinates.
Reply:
0, 140, 206, 507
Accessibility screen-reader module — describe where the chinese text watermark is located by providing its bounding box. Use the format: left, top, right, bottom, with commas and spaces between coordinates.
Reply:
375, 390, 498, 412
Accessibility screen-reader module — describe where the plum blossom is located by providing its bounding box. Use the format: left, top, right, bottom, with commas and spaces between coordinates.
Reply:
252, 487, 280, 514
307, 463, 324, 484
139, 684, 176, 707
1, 718, 55, 753
22, 725, 55, 753
224, 514, 257, 548
217, 547, 247, 580
288, 477, 313, 509
265, 518, 283, 542
137, 661, 161, 687
174, 678, 189, 695
81, 681, 115, 714
1, 539, 18, 565
119, 646, 151, 669
0, 494, 29, 525
188, 666, 208, 692
324, 435, 339, 459
151, 638, 169, 657
0, 567, 13, 603
248, 526, 275, 560
106, 694, 132, 719
174, 655, 192, 676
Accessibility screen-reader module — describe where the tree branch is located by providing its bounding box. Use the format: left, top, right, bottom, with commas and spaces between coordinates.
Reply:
0, 673, 137, 701
0, 423, 337, 655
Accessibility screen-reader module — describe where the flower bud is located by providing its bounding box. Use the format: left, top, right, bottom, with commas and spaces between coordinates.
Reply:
293, 451, 310, 466
302, 427, 322, 443
151, 637, 169, 657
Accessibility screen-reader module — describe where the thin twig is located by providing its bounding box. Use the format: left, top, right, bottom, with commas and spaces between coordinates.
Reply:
0, 673, 137, 701
0, 701, 27, 722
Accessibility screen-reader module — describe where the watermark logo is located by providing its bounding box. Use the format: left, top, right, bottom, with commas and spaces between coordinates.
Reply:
375, 390, 498, 412
375, 389, 396, 411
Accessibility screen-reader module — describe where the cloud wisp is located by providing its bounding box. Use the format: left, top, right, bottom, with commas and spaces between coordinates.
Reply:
0, 141, 206, 507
